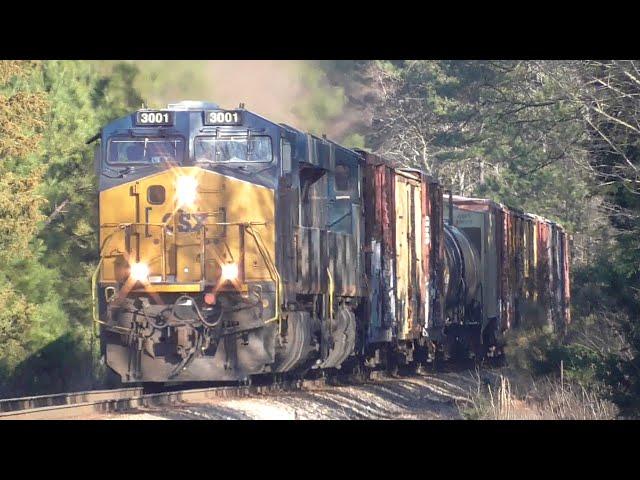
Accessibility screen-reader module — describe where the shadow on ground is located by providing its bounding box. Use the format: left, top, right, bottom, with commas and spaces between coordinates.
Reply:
109, 371, 482, 420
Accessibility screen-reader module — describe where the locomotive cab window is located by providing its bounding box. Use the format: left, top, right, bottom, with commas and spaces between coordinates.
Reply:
107, 137, 184, 165
195, 136, 272, 163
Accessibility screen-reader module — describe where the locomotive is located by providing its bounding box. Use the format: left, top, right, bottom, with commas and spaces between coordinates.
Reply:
92, 101, 570, 383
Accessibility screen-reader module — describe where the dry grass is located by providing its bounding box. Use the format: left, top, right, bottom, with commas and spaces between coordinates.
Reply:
529, 377, 618, 420
463, 372, 542, 419
462, 370, 617, 420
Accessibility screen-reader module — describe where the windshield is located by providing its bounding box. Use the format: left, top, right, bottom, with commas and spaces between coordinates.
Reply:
108, 137, 184, 164
195, 136, 272, 163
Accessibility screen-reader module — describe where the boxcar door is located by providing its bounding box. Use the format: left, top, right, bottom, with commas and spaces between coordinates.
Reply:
394, 171, 421, 340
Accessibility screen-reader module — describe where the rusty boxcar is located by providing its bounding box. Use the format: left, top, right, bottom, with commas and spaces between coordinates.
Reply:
359, 152, 445, 366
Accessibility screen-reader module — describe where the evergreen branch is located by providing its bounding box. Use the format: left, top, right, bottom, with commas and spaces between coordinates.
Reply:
44, 199, 70, 226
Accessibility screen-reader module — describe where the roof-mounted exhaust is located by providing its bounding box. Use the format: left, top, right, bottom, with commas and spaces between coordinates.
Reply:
167, 100, 220, 110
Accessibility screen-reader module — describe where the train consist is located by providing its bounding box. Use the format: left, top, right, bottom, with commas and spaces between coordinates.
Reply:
93, 101, 570, 383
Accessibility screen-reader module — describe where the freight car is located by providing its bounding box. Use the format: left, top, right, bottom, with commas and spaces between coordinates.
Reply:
447, 197, 570, 331
443, 196, 571, 358
92, 101, 570, 383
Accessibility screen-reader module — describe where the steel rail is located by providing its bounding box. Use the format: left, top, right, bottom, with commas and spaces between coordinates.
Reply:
0, 387, 144, 415
0, 379, 327, 420
0, 359, 491, 420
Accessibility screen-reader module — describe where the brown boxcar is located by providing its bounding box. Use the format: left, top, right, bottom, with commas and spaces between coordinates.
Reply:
360, 152, 444, 353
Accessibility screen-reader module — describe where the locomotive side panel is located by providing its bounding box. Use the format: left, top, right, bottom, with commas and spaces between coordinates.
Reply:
295, 137, 364, 298
327, 144, 363, 297
296, 150, 329, 295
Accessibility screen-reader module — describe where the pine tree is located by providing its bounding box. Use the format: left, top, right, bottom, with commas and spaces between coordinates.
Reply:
0, 60, 143, 395
0, 61, 51, 379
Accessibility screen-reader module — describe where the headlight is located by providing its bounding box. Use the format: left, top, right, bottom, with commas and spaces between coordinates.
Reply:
220, 262, 239, 282
176, 175, 198, 206
129, 262, 149, 282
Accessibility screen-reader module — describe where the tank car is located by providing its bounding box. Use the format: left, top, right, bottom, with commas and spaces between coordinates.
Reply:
444, 195, 571, 356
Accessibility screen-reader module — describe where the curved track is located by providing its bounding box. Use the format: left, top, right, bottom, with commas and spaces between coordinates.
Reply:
0, 379, 328, 420
0, 357, 504, 420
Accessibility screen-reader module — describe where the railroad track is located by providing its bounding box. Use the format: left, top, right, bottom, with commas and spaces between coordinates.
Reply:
0, 358, 497, 420
0, 378, 329, 420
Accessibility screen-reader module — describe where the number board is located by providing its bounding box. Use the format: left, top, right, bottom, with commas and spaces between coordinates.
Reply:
203, 110, 243, 126
135, 111, 174, 126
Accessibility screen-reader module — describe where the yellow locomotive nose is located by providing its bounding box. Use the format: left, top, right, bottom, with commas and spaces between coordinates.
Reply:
176, 175, 198, 207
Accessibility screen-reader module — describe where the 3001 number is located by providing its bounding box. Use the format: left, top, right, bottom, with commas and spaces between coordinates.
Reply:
207, 111, 240, 124
138, 112, 170, 124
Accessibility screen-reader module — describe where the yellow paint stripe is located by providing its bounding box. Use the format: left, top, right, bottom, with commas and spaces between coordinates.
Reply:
133, 283, 204, 293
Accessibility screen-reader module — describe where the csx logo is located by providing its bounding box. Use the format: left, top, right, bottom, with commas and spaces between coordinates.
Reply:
161, 211, 209, 233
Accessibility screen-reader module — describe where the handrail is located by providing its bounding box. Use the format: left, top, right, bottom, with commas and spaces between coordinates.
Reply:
244, 223, 283, 332
91, 257, 104, 336
92, 231, 132, 335
327, 267, 334, 321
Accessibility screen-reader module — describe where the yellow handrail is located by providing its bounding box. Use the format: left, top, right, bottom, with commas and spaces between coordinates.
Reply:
244, 223, 283, 332
91, 231, 132, 335
91, 256, 104, 336
327, 267, 334, 321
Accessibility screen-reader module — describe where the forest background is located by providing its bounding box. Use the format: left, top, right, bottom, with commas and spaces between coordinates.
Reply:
1, 60, 638, 417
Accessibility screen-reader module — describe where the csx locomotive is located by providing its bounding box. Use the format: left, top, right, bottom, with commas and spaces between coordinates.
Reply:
93, 101, 570, 383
